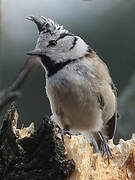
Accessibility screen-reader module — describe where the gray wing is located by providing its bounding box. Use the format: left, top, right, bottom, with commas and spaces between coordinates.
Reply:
107, 82, 119, 139
97, 81, 119, 139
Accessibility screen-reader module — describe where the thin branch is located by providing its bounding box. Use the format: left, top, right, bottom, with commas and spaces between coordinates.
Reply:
0, 56, 40, 112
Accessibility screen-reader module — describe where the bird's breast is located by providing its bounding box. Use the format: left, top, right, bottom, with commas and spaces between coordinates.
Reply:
46, 63, 103, 131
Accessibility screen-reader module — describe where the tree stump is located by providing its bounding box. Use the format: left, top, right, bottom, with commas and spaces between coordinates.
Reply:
1, 103, 135, 180
0, 103, 75, 180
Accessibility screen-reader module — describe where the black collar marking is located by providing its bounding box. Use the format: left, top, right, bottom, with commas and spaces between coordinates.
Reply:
41, 55, 76, 77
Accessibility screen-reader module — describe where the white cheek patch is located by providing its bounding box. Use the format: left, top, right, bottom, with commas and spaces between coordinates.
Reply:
35, 31, 89, 65
52, 36, 88, 61
57, 36, 74, 51
63, 37, 88, 60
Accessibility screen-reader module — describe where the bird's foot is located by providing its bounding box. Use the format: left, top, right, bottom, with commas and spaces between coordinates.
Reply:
99, 131, 112, 164
58, 125, 72, 142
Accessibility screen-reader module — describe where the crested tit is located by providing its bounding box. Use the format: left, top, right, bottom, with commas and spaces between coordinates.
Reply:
27, 16, 119, 157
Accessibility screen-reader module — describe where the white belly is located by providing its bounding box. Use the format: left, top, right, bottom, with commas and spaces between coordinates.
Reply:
46, 68, 103, 132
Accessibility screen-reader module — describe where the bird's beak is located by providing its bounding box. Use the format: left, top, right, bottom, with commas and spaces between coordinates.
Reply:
27, 49, 42, 56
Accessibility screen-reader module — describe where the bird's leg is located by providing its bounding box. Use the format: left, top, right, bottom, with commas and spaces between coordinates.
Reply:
93, 131, 112, 164
98, 131, 112, 156
58, 125, 71, 142
98, 131, 112, 164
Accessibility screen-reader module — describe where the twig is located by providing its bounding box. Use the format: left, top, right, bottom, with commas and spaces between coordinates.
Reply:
0, 56, 40, 112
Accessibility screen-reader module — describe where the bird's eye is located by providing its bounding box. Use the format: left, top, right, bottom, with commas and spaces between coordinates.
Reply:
49, 40, 57, 46
42, 27, 46, 31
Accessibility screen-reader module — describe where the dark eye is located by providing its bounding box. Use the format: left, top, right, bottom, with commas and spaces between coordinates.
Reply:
42, 27, 46, 31
49, 40, 57, 46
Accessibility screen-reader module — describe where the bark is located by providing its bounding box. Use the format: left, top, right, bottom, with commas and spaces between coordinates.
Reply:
0, 103, 75, 180
1, 103, 135, 179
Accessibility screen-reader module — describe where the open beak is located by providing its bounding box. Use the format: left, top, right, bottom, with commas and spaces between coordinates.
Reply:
27, 49, 42, 56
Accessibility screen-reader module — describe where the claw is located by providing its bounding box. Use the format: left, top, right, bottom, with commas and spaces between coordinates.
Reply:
58, 126, 72, 143
99, 131, 112, 164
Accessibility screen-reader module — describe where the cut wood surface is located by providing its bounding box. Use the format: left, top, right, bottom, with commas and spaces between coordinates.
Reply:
0, 104, 135, 180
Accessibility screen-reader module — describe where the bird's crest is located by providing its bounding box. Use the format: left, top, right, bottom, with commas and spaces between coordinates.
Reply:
26, 16, 67, 34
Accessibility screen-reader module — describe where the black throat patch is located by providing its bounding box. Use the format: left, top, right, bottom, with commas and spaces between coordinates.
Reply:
40, 55, 76, 77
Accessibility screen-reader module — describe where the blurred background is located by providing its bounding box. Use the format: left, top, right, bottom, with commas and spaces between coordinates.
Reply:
0, 0, 135, 142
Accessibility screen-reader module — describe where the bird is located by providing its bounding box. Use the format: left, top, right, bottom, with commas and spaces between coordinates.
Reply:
27, 16, 119, 158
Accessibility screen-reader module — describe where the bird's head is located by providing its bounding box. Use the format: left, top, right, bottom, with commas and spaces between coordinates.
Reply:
27, 16, 89, 72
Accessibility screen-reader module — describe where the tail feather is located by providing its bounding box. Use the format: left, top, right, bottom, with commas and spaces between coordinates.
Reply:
106, 112, 119, 139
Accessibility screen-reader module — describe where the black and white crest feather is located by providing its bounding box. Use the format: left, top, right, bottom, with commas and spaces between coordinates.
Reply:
27, 16, 68, 34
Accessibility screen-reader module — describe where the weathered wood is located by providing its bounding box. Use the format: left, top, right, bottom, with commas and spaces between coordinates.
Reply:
1, 103, 135, 180
0, 103, 75, 180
